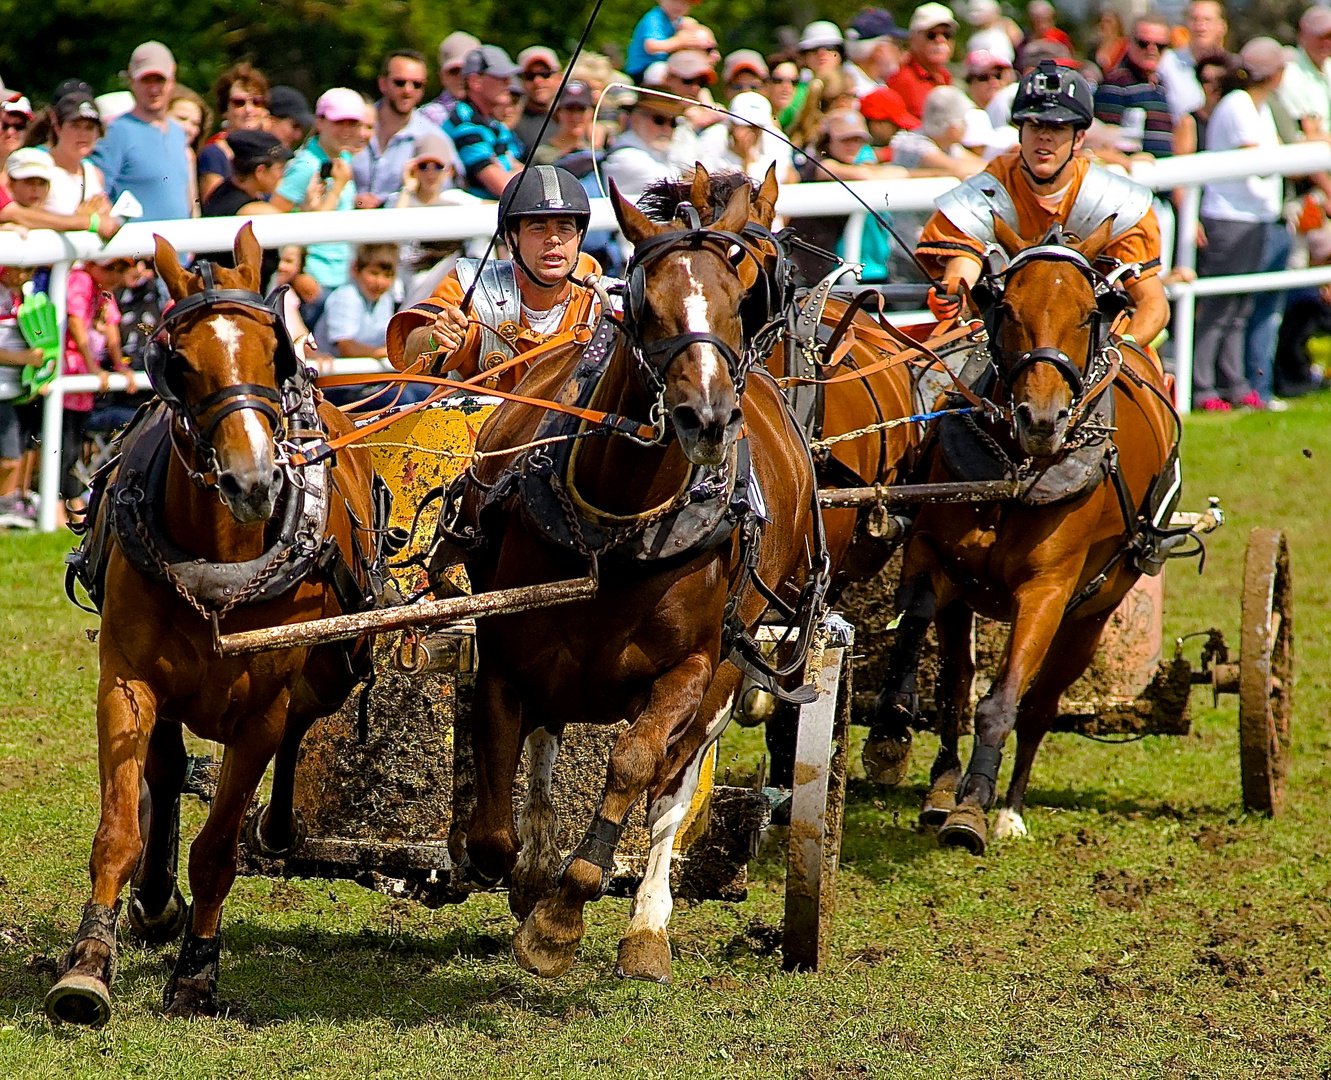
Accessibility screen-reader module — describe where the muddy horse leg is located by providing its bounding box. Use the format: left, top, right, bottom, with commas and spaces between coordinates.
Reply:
617, 679, 737, 984
164, 713, 284, 1019
864, 569, 937, 784
509, 727, 564, 922
995, 612, 1112, 841
939, 583, 1070, 855
244, 714, 313, 859
462, 665, 525, 888
128, 721, 189, 945
45, 669, 158, 1027
920, 600, 974, 827
513, 654, 714, 980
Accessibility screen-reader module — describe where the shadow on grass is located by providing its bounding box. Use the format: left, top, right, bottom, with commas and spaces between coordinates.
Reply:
3, 915, 624, 1033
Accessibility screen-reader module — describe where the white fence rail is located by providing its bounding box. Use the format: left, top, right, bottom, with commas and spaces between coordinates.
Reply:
2, 142, 1327, 531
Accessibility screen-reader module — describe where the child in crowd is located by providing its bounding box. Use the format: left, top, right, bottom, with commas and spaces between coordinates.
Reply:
62, 258, 132, 523
0, 264, 44, 528
272, 245, 322, 306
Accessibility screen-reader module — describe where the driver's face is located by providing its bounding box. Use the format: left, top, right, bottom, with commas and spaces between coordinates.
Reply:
1019, 120, 1082, 181
515, 215, 581, 288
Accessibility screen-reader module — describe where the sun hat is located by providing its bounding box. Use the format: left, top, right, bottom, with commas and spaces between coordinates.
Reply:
316, 87, 366, 123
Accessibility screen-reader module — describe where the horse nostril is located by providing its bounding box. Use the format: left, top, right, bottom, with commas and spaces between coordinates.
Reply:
672, 404, 702, 437
217, 472, 243, 502
271, 467, 284, 490
1014, 403, 1034, 425
727, 407, 743, 431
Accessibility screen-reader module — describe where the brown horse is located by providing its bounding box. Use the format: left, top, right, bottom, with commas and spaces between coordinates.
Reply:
865, 217, 1181, 854
437, 178, 822, 984
638, 165, 930, 779
46, 225, 382, 1025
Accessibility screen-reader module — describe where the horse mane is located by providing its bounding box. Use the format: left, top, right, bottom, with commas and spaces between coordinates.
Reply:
638, 171, 758, 226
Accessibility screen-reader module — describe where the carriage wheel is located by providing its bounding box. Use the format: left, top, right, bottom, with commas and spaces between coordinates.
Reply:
1238, 528, 1293, 815
783, 617, 853, 972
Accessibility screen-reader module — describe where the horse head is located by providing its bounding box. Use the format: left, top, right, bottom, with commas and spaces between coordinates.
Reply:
987, 215, 1116, 459
610, 171, 762, 466
152, 223, 292, 524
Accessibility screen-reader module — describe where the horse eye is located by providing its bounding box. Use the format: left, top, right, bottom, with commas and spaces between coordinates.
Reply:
727, 244, 744, 267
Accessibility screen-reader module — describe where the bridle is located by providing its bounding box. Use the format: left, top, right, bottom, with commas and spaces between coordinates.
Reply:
143, 262, 309, 486
618, 203, 780, 424
969, 227, 1134, 425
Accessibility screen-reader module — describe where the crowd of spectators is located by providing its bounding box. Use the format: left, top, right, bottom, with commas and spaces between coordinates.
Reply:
3, 2, 1331, 527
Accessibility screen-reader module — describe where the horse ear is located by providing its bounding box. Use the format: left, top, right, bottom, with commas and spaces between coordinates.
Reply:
689, 164, 712, 223
153, 233, 193, 300
714, 182, 752, 236
991, 213, 1026, 257
1076, 216, 1116, 263
232, 221, 263, 291
609, 179, 663, 247
752, 163, 779, 229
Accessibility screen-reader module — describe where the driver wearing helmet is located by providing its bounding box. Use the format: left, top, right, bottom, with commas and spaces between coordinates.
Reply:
388, 165, 604, 391
916, 61, 1169, 350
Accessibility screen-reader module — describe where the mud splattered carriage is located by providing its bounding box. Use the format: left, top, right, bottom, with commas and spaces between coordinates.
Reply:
182, 398, 856, 973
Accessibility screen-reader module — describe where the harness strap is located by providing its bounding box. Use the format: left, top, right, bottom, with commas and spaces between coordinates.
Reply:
779, 320, 978, 388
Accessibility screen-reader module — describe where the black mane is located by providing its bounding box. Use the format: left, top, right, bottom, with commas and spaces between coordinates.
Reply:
637, 171, 759, 226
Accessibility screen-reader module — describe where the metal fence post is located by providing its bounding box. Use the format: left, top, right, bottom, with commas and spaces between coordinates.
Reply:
38, 260, 71, 533
1172, 184, 1201, 413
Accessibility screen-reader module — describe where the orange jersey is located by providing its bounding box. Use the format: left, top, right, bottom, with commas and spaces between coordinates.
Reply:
386, 251, 602, 392
916, 152, 1162, 284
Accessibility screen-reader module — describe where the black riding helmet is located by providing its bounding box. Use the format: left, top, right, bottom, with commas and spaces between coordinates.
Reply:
1011, 60, 1095, 129
498, 165, 592, 284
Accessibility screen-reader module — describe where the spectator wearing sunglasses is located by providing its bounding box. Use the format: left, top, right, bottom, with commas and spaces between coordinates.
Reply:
662, 49, 724, 136
889, 4, 958, 123
722, 50, 769, 102
0, 95, 34, 184
512, 47, 563, 156
963, 50, 1016, 129
532, 80, 595, 166
353, 49, 461, 208
766, 54, 806, 134
603, 94, 688, 202
1093, 14, 1176, 157
443, 46, 525, 199
198, 62, 271, 203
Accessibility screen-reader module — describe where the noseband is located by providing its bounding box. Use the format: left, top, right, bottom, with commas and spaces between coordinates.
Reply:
144, 263, 307, 483
619, 204, 779, 404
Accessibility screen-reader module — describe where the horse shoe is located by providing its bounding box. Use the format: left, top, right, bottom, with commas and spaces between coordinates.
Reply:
937, 803, 989, 856
919, 774, 960, 828
127, 883, 188, 945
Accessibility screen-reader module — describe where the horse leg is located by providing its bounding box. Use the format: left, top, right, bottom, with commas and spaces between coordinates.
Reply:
244, 714, 313, 859
616, 681, 737, 985
512, 654, 713, 980
45, 669, 158, 1027
920, 601, 974, 827
938, 583, 1069, 855
995, 612, 1112, 841
509, 727, 564, 922
864, 570, 937, 784
461, 666, 524, 887
128, 720, 189, 945
164, 715, 284, 1019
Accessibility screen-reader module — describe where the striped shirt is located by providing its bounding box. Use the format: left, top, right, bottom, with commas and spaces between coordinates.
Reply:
442, 99, 521, 199
1093, 59, 1174, 158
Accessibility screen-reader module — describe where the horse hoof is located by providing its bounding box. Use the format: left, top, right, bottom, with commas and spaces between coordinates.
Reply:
614, 930, 672, 984
128, 884, 187, 945
162, 978, 217, 1020
938, 804, 988, 855
991, 808, 1028, 841
863, 730, 912, 785
243, 805, 307, 860
508, 868, 558, 923
44, 973, 112, 1027
511, 901, 581, 980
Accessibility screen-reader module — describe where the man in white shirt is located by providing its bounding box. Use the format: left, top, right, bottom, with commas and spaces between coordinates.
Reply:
603, 96, 686, 202
1158, 0, 1228, 123
1278, 6, 1331, 140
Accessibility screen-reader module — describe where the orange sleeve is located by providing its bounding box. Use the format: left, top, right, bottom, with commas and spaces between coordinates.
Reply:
1103, 205, 1162, 282
916, 209, 987, 281
385, 270, 481, 374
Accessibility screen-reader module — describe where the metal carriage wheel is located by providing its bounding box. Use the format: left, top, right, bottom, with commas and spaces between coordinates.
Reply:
1238, 527, 1293, 815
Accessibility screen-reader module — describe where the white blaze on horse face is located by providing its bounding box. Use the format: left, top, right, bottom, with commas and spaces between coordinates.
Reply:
678, 255, 723, 398
206, 316, 270, 462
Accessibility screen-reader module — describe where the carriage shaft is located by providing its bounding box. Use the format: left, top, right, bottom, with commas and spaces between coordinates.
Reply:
817, 479, 1021, 508
216, 576, 598, 655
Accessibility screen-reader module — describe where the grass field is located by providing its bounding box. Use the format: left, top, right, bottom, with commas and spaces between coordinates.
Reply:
2, 398, 1330, 1079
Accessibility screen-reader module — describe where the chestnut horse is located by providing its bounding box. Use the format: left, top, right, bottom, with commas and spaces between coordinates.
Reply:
47, 226, 382, 1024
438, 179, 822, 984
866, 217, 1181, 854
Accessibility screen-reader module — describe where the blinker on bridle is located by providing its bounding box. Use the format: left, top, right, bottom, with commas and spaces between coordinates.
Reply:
145, 261, 305, 482
619, 202, 776, 403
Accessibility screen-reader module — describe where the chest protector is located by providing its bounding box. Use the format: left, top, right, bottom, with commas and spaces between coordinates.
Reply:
453, 258, 523, 370
935, 164, 1155, 251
